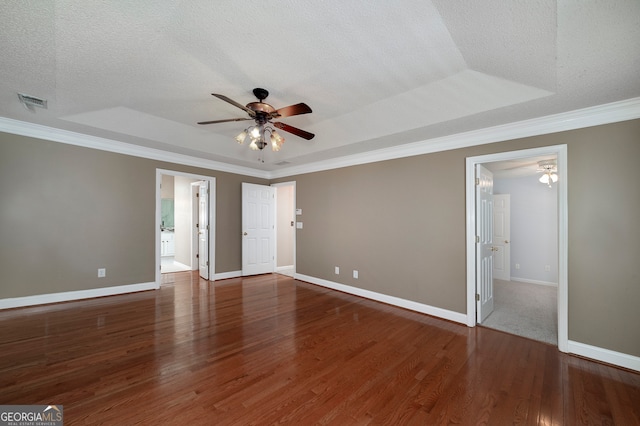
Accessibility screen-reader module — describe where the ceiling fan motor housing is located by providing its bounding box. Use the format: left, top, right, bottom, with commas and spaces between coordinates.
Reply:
253, 87, 269, 101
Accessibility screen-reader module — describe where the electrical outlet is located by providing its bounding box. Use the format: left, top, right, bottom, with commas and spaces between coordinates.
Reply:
335, 266, 340, 275
353, 270, 358, 279
515, 263, 520, 270
98, 268, 106, 278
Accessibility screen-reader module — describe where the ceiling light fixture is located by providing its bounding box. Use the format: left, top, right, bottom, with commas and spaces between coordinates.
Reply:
198, 88, 314, 162
537, 160, 558, 188
235, 125, 285, 152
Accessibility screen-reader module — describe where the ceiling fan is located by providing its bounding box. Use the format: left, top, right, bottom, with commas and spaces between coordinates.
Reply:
198, 88, 314, 152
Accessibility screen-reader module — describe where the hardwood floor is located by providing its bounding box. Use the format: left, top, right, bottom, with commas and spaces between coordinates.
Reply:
1, 272, 638, 425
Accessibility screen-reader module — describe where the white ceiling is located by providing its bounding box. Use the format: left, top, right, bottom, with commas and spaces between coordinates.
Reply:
1, 1, 639, 172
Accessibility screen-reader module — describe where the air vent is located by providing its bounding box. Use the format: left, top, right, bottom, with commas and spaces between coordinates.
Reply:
274, 161, 291, 166
17, 93, 48, 110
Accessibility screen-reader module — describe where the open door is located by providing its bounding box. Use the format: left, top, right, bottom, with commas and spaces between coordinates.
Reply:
492, 194, 511, 281
242, 182, 275, 276
198, 180, 209, 279
476, 164, 495, 323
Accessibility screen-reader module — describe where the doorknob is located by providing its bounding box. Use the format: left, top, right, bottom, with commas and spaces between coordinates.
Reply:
504, 240, 510, 244
243, 232, 247, 236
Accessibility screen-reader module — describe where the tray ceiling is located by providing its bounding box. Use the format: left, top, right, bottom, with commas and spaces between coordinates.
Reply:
1, 1, 639, 171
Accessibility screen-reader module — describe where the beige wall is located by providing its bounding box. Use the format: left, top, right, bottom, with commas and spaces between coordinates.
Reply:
1, 118, 639, 358
0, 132, 267, 299
276, 184, 295, 267
276, 119, 640, 357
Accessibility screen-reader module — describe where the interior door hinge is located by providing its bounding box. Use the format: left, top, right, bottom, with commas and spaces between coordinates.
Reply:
196, 254, 199, 259
476, 235, 480, 243
475, 178, 480, 185
476, 294, 480, 301
196, 192, 199, 198
206, 261, 209, 266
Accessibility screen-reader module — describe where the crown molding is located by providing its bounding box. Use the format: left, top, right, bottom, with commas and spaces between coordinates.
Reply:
270, 97, 640, 178
0, 117, 270, 179
2, 97, 639, 180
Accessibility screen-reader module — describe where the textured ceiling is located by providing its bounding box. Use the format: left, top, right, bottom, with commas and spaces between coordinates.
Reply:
1, 1, 639, 172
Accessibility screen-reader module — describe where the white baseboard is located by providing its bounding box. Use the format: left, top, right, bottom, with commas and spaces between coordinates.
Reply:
214, 270, 242, 280
510, 277, 558, 287
276, 265, 294, 272
568, 340, 640, 372
0, 282, 158, 310
294, 273, 467, 325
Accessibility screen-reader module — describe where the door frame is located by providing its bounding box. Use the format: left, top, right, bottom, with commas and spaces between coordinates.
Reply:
156, 169, 216, 285
465, 145, 568, 353
272, 181, 297, 276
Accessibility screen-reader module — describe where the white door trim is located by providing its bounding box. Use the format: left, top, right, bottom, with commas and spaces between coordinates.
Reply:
156, 169, 216, 285
465, 145, 568, 353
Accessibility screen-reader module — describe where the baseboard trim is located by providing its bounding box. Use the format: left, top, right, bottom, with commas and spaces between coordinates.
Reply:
214, 270, 242, 280
510, 277, 558, 287
295, 274, 467, 325
276, 265, 294, 272
0, 282, 158, 310
568, 340, 640, 372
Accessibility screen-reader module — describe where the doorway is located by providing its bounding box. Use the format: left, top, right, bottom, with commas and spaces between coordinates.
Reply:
156, 169, 216, 285
482, 160, 558, 345
465, 145, 568, 352
273, 182, 296, 277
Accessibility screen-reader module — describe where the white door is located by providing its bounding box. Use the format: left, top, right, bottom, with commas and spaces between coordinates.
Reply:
476, 164, 495, 323
242, 183, 275, 276
492, 194, 511, 281
198, 181, 209, 279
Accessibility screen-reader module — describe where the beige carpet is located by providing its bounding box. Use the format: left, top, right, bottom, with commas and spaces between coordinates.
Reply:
481, 279, 557, 345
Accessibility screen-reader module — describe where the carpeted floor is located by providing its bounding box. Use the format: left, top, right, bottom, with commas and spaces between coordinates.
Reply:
481, 279, 557, 345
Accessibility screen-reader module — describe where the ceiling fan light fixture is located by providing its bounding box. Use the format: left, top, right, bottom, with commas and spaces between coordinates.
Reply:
235, 130, 247, 144
270, 132, 284, 151
272, 130, 284, 144
198, 88, 315, 159
537, 160, 558, 187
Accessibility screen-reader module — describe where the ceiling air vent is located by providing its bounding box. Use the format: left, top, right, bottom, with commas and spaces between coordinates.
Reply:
274, 161, 291, 166
17, 93, 48, 111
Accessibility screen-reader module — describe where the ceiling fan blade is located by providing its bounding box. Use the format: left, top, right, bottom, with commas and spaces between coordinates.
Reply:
274, 103, 312, 118
211, 93, 256, 117
273, 122, 315, 140
197, 117, 252, 125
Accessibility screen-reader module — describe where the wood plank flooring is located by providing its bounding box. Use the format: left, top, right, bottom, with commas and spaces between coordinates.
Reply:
1, 272, 638, 425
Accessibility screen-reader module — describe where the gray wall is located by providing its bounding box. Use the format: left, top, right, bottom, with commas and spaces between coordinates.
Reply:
1, 118, 639, 358
494, 175, 558, 283
275, 119, 640, 357
0, 131, 267, 298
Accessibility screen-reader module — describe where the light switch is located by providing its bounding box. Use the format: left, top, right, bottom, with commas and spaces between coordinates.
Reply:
296, 222, 303, 229
296, 208, 302, 215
